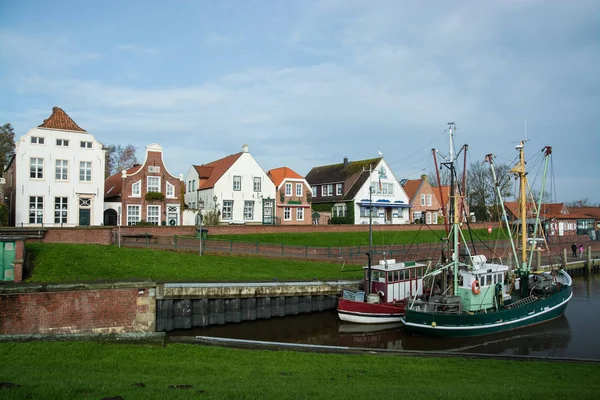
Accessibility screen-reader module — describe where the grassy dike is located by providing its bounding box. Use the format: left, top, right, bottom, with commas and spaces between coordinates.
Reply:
1, 341, 599, 400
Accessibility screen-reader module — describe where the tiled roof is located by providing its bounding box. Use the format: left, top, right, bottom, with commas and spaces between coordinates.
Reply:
195, 152, 243, 190
569, 207, 600, 219
267, 166, 303, 187
434, 185, 450, 208
38, 106, 87, 132
104, 164, 142, 199
503, 201, 579, 220
402, 179, 423, 202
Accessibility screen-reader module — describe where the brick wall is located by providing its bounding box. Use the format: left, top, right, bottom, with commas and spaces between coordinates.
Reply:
42, 228, 113, 245
0, 285, 155, 334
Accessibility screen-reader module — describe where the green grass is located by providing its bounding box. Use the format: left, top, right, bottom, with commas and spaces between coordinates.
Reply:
209, 227, 496, 247
0, 341, 598, 399
25, 243, 363, 283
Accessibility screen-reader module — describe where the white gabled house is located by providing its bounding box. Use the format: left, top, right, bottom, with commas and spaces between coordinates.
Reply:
4, 107, 105, 226
184, 144, 276, 225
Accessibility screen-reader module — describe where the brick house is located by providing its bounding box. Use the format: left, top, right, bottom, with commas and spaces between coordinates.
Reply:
3, 107, 105, 227
433, 185, 472, 223
266, 167, 312, 225
305, 157, 411, 225
104, 143, 184, 226
401, 175, 442, 224
504, 202, 586, 237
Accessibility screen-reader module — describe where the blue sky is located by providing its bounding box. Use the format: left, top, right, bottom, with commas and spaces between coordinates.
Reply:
1, 0, 599, 203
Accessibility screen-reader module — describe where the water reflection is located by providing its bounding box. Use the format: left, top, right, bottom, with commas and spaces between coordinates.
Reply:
169, 276, 600, 360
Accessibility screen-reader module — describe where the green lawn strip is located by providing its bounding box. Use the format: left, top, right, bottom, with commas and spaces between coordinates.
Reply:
0, 342, 598, 399
207, 227, 499, 247
25, 243, 363, 283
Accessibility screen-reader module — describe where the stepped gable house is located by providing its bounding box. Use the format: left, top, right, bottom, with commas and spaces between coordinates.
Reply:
4, 107, 105, 226
267, 166, 312, 225
104, 144, 183, 226
305, 156, 411, 225
401, 174, 442, 224
184, 144, 276, 225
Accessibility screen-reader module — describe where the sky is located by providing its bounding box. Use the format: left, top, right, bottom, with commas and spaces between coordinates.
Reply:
1, 0, 599, 203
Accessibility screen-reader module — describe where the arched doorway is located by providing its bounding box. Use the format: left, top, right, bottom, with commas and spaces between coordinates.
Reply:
104, 209, 118, 226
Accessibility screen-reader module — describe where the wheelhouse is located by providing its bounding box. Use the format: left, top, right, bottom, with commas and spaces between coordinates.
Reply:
365, 259, 426, 302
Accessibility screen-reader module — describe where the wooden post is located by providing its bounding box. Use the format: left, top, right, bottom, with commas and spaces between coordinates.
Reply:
587, 246, 592, 276
536, 250, 541, 271
562, 248, 567, 267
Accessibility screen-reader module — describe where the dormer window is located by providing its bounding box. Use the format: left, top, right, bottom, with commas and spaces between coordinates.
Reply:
56, 139, 69, 147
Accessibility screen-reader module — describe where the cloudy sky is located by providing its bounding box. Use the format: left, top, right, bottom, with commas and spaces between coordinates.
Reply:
1, 0, 598, 203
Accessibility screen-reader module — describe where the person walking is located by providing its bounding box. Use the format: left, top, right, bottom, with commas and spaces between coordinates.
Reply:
571, 243, 577, 257
579, 244, 584, 258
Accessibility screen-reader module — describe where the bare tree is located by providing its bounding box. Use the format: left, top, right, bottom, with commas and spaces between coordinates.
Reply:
566, 198, 591, 208
468, 161, 512, 221
0, 122, 15, 175
105, 144, 139, 178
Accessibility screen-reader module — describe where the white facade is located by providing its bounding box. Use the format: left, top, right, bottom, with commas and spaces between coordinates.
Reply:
13, 127, 105, 227
351, 159, 410, 225
184, 165, 200, 209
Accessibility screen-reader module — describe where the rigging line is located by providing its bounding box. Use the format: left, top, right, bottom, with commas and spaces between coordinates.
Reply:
400, 129, 448, 165
396, 152, 434, 170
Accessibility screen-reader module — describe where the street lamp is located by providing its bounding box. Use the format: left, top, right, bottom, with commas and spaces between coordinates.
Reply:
198, 199, 205, 256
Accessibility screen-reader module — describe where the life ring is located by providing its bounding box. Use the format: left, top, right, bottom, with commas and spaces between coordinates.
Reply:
471, 280, 481, 295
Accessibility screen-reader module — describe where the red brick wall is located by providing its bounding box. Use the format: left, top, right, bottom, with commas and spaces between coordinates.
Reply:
0, 287, 154, 334
275, 181, 313, 225
41, 227, 113, 245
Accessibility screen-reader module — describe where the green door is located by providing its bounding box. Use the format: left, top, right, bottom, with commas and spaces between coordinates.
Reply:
79, 209, 91, 226
1, 241, 16, 281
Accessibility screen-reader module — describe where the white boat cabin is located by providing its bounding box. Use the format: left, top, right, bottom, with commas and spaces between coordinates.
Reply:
457, 255, 511, 311
366, 259, 426, 303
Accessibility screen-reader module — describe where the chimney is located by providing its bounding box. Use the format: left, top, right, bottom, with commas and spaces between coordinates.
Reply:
343, 157, 349, 168
242, 144, 249, 153
421, 174, 428, 182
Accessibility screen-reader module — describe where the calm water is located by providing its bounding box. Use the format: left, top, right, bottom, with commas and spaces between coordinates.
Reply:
169, 275, 600, 359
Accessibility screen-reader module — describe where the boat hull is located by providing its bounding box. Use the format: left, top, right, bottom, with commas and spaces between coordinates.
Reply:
337, 298, 405, 324
402, 287, 572, 338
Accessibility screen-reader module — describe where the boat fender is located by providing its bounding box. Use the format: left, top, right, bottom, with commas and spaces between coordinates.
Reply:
471, 280, 481, 295
431, 321, 436, 327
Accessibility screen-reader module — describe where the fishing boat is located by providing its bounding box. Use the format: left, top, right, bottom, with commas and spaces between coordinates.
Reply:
401, 124, 572, 338
337, 163, 427, 324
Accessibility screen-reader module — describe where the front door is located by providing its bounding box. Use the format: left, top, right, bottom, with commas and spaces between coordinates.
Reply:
262, 199, 275, 225
79, 209, 90, 226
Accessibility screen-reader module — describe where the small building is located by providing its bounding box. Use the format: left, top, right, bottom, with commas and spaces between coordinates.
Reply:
184, 144, 276, 225
401, 175, 442, 224
266, 167, 312, 225
104, 144, 184, 226
305, 157, 411, 225
4, 107, 105, 227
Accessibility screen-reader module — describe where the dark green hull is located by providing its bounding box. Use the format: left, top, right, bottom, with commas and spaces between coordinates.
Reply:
402, 286, 572, 338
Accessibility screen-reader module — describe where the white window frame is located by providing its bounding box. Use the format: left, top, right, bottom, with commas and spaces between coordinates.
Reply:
336, 183, 342, 196
285, 183, 292, 196
31, 136, 45, 144
166, 182, 175, 198
233, 176, 241, 191
420, 194, 426, 206
296, 207, 304, 221
80, 141, 93, 149
30, 158, 44, 179
296, 183, 303, 197
79, 161, 92, 182
253, 177, 261, 192
132, 180, 141, 197
147, 205, 160, 225
29, 196, 43, 224
55, 159, 68, 181
334, 204, 347, 218
147, 176, 160, 193
222, 200, 233, 220
426, 212, 432, 224
244, 200, 254, 220
127, 205, 141, 226
56, 139, 69, 147
427, 194, 432, 206
312, 186, 317, 197
284, 207, 291, 221
54, 197, 68, 224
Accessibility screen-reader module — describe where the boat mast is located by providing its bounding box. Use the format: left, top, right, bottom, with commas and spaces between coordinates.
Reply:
511, 141, 528, 270
527, 146, 552, 270
366, 164, 374, 295
448, 122, 460, 296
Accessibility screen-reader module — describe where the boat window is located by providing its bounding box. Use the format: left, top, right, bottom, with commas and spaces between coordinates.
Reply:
410, 268, 416, 279
493, 274, 497, 284
498, 274, 502, 284
372, 271, 380, 281
459, 274, 464, 287
481, 275, 486, 286
393, 271, 399, 282
418, 267, 423, 278
399, 270, 405, 281
388, 271, 394, 282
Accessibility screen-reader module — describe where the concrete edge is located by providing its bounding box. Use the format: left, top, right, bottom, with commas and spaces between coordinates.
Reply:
0, 332, 166, 344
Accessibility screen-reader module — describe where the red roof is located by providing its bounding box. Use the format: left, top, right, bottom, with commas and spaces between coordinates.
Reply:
38, 106, 86, 132
267, 166, 303, 187
104, 164, 142, 199
402, 179, 422, 202
194, 152, 243, 189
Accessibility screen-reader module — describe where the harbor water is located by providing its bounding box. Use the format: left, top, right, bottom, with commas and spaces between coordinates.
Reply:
168, 275, 600, 359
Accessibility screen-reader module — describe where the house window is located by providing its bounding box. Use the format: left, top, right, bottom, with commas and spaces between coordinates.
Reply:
79, 161, 92, 182
56, 139, 69, 147
191, 180, 195, 191
31, 136, 45, 144
55, 160, 68, 181
127, 205, 141, 225
312, 186, 317, 197
244, 201, 254, 220
336, 183, 342, 196
387, 183, 394, 195
147, 205, 160, 225
296, 207, 304, 221
420, 194, 426, 206
29, 196, 43, 223
54, 197, 68, 224
79, 198, 91, 207
284, 207, 291, 221
222, 200, 233, 220
433, 212, 438, 224
148, 176, 160, 192
360, 206, 376, 217
413, 211, 422, 222
80, 141, 93, 149
322, 184, 333, 196
254, 177, 261, 192
132, 180, 141, 197
285, 183, 292, 196
188, 181, 191, 192
426, 212, 432, 224
30, 158, 44, 179
296, 183, 303, 197
427, 194, 432, 206
334, 204, 347, 217
233, 176, 241, 191
166, 182, 175, 198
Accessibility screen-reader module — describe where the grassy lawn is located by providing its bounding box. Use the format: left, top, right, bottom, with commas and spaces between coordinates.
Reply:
25, 243, 363, 283
0, 341, 598, 400
207, 227, 499, 247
